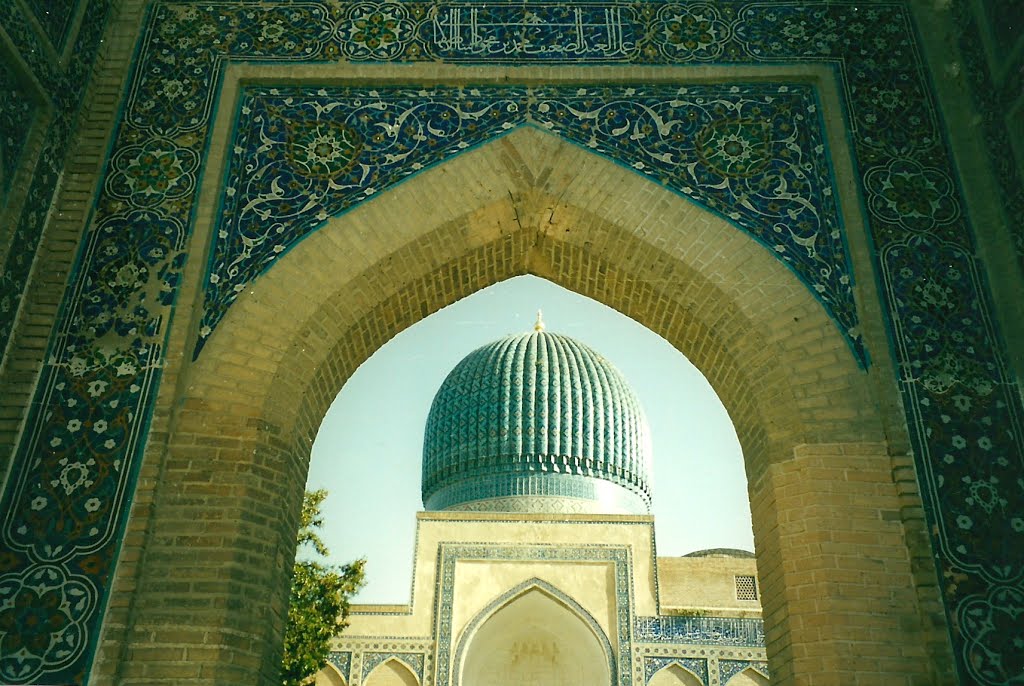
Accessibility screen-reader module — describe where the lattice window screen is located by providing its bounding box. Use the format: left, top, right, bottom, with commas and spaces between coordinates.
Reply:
735, 575, 758, 601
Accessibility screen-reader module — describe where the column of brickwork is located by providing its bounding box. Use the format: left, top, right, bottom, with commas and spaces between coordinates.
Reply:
751, 442, 937, 686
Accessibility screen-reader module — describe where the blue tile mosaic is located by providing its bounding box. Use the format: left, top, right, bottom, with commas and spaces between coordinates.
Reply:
644, 656, 708, 684
203, 82, 858, 362
634, 616, 765, 647
0, 2, 1022, 685
719, 659, 768, 684
361, 651, 425, 681
327, 650, 352, 681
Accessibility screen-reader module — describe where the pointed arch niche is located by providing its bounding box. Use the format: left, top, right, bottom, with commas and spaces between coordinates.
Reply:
364, 659, 419, 686
102, 126, 937, 685
456, 581, 613, 686
649, 664, 703, 686
725, 668, 770, 686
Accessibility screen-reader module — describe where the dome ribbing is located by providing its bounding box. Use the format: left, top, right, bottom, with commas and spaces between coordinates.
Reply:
422, 330, 652, 514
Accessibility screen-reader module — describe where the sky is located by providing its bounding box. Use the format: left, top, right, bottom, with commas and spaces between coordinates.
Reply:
305, 275, 753, 603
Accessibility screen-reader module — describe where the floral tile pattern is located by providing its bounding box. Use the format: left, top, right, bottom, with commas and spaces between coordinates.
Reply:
0, 1, 1022, 685
204, 83, 856, 360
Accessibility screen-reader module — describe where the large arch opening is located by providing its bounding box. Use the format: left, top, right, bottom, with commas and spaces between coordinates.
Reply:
457, 585, 612, 686
306, 274, 751, 603
100, 127, 935, 685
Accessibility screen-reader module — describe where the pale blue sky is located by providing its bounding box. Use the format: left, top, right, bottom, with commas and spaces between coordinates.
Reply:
306, 275, 753, 603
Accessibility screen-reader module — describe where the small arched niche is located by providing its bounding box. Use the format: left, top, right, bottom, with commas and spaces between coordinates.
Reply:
725, 667, 769, 686
364, 659, 419, 686
460, 587, 611, 686
649, 664, 703, 686
312, 664, 347, 686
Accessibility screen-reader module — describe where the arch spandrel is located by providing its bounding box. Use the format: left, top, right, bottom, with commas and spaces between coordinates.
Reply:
364, 658, 419, 686
192, 125, 878, 472
649, 663, 704, 686
197, 86, 862, 363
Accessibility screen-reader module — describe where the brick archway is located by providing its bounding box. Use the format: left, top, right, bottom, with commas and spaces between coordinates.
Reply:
95, 128, 942, 684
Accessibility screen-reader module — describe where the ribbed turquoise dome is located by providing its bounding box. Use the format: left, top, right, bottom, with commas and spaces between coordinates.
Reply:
422, 328, 652, 514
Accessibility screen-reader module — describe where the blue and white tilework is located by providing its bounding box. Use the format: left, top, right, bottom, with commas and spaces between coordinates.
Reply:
327, 650, 352, 682
644, 656, 708, 684
634, 616, 765, 647
719, 659, 769, 684
362, 651, 425, 681
435, 544, 631, 686
1, 2, 1022, 684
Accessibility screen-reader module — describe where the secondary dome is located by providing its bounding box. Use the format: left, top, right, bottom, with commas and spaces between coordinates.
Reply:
422, 322, 652, 514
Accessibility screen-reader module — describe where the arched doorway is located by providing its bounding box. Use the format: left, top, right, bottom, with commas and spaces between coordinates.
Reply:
97, 127, 935, 685
458, 584, 612, 686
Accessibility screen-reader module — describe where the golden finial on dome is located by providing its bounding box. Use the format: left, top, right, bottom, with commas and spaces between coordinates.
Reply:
534, 309, 545, 332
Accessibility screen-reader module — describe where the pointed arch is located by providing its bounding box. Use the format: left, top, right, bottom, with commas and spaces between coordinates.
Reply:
112, 125, 933, 686
725, 667, 770, 686
364, 659, 419, 686
313, 663, 347, 686
649, 663, 703, 686
454, 578, 613, 686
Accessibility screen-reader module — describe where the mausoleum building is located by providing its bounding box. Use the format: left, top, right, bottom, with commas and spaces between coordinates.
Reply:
315, 324, 768, 686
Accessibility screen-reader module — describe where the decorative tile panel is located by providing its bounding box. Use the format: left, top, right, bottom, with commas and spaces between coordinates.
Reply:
0, 2, 1021, 685
327, 650, 352, 681
205, 82, 857, 361
719, 659, 768, 684
644, 656, 708, 684
634, 616, 765, 647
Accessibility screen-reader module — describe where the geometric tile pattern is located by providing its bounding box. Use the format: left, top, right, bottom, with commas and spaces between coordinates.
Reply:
0, 2, 1023, 684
